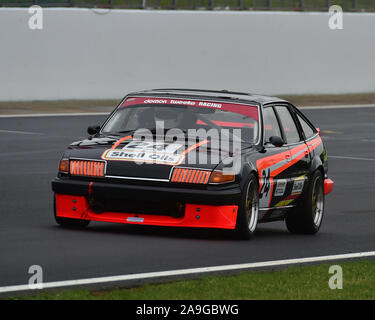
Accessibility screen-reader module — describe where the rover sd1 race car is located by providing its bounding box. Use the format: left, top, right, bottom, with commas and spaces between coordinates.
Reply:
52, 89, 334, 239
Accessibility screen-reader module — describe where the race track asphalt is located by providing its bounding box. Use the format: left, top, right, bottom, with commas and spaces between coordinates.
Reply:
0, 106, 374, 291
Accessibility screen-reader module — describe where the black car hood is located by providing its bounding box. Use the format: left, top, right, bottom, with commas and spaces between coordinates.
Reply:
66, 136, 234, 180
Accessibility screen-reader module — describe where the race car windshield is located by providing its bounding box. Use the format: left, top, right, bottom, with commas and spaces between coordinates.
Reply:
101, 100, 260, 144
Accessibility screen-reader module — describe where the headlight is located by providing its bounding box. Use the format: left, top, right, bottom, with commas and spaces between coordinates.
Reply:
209, 170, 235, 184
171, 168, 211, 184
70, 159, 105, 177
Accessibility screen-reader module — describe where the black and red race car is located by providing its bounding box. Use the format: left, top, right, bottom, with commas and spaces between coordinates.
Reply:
52, 89, 333, 239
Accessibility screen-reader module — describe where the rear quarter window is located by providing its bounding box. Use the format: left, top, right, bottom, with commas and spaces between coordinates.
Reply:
296, 113, 316, 139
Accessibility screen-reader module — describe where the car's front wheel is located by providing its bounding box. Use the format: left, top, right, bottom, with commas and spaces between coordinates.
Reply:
285, 170, 325, 234
53, 194, 90, 228
235, 174, 259, 239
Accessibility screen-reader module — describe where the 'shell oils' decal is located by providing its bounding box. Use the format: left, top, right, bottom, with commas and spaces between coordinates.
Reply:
102, 149, 183, 165
102, 140, 208, 166
102, 141, 185, 165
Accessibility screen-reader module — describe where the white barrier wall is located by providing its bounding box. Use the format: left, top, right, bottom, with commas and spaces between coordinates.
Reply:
0, 8, 374, 101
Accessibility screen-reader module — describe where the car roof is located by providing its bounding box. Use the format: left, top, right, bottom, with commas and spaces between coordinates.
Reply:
126, 88, 288, 106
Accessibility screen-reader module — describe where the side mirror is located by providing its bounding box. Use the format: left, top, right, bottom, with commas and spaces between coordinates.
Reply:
269, 136, 284, 147
87, 125, 100, 135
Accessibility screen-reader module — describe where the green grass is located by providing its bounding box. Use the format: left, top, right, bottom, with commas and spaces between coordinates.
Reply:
10, 260, 375, 300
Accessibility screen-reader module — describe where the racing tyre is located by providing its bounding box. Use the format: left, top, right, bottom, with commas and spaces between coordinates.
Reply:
235, 174, 259, 239
53, 194, 90, 228
285, 170, 324, 234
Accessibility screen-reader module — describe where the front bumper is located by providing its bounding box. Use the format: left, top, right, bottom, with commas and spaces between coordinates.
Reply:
52, 178, 241, 229
55, 194, 238, 229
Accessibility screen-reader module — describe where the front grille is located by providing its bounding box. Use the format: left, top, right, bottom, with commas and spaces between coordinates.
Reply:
171, 168, 211, 184
88, 196, 185, 218
70, 160, 105, 177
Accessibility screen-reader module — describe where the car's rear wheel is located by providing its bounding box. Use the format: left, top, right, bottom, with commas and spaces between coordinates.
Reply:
285, 170, 325, 234
53, 194, 90, 228
235, 174, 259, 239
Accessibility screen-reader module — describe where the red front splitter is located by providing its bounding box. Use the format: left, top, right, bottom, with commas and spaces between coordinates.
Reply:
55, 194, 238, 230
324, 178, 334, 195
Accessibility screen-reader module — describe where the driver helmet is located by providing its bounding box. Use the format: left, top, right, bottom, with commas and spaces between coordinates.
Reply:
154, 108, 184, 129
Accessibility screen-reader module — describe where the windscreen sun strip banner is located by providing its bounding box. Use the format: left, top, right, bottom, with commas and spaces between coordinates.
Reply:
120, 97, 259, 120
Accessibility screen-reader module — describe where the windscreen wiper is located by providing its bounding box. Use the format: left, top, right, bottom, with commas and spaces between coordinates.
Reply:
113, 129, 137, 135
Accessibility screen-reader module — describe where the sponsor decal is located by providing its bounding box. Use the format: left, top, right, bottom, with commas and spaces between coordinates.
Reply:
274, 179, 287, 197
102, 140, 185, 165
274, 199, 294, 207
102, 149, 183, 165
143, 99, 168, 104
292, 176, 306, 195
120, 97, 259, 119
123, 141, 183, 154
141, 99, 222, 109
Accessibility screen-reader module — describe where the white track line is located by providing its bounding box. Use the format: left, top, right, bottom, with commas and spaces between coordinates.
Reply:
330, 155, 375, 161
0, 104, 375, 118
0, 129, 43, 135
300, 104, 375, 110
0, 251, 374, 294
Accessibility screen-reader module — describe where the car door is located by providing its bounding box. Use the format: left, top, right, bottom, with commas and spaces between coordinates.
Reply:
258, 106, 291, 211
273, 104, 312, 203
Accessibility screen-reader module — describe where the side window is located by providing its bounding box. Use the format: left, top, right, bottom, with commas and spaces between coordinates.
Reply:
263, 107, 282, 143
296, 113, 315, 139
274, 106, 300, 144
